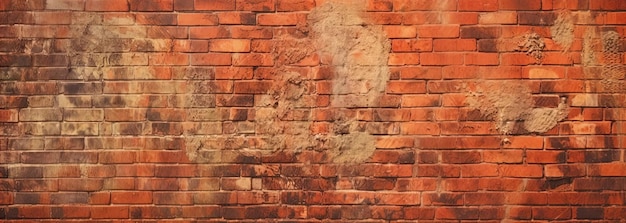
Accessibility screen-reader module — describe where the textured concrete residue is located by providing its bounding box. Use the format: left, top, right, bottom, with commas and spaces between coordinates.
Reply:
308, 0, 389, 163
466, 81, 568, 134
308, 1, 390, 108
600, 31, 624, 93
550, 11, 574, 52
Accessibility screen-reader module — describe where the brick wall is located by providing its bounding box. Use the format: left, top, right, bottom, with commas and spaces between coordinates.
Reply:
0, 0, 625, 221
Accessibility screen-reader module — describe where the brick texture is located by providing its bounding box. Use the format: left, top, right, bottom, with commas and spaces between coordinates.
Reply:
0, 0, 625, 221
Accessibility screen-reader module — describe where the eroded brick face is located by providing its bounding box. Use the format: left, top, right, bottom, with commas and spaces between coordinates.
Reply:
0, 0, 625, 221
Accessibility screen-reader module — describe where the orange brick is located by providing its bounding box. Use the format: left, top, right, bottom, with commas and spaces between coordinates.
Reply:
233, 53, 273, 66
387, 81, 427, 94
189, 27, 230, 39
417, 25, 459, 38
190, 53, 232, 65
236, 0, 274, 11
420, 53, 464, 65
277, 0, 316, 11
129, 0, 174, 11
210, 39, 251, 52
195, 0, 235, 10
388, 53, 419, 65
366, 0, 393, 11
397, 67, 442, 79
178, 13, 218, 25
501, 53, 537, 65
258, 13, 303, 26
393, 0, 457, 11
217, 12, 256, 25
391, 39, 433, 52
433, 39, 476, 52
442, 12, 479, 24
479, 12, 517, 24
465, 53, 499, 65
403, 12, 440, 24
401, 95, 440, 107
499, 0, 541, 10
400, 122, 440, 135
86, 0, 129, 11
384, 25, 417, 38
459, 0, 498, 11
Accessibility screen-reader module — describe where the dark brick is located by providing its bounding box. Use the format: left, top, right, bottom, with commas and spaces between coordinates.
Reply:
460, 27, 501, 39
32, 55, 69, 67
576, 207, 603, 220
51, 192, 88, 204
584, 150, 621, 163
15, 193, 41, 204
353, 178, 396, 190
518, 12, 556, 25
0, 55, 31, 67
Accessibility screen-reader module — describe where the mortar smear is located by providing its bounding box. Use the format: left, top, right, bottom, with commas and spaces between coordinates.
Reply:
600, 31, 624, 93
466, 81, 568, 134
550, 12, 574, 52
308, 0, 389, 163
308, 0, 390, 107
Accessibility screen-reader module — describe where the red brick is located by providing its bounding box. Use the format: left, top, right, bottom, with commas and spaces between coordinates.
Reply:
459, 0, 498, 11
91, 206, 128, 219
401, 95, 440, 107
400, 122, 440, 135
189, 27, 230, 39
417, 25, 460, 38
236, 0, 274, 11
217, 12, 256, 25
209, 39, 250, 52
129, 0, 173, 11
465, 53, 499, 65
499, 165, 544, 178
421, 53, 464, 65
233, 53, 273, 66
384, 25, 417, 38
275, 0, 314, 11
403, 12, 440, 24
178, 13, 218, 25
258, 13, 303, 26
442, 12, 479, 24
479, 11, 518, 24
195, 0, 235, 10
499, 0, 541, 10
190, 53, 232, 65
366, 0, 393, 11
433, 39, 476, 52
386, 81, 427, 94
85, 0, 129, 11
393, 0, 456, 11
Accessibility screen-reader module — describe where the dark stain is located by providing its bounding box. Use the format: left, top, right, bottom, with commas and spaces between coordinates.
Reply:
0, 207, 5, 219
281, 191, 306, 205
0, 55, 31, 67
599, 95, 620, 107
235, 153, 261, 164
0, 167, 7, 178
549, 137, 570, 149
94, 95, 126, 108
241, 13, 257, 25
556, 151, 567, 163
130, 208, 142, 219
230, 109, 248, 121
584, 150, 620, 163
545, 177, 573, 189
